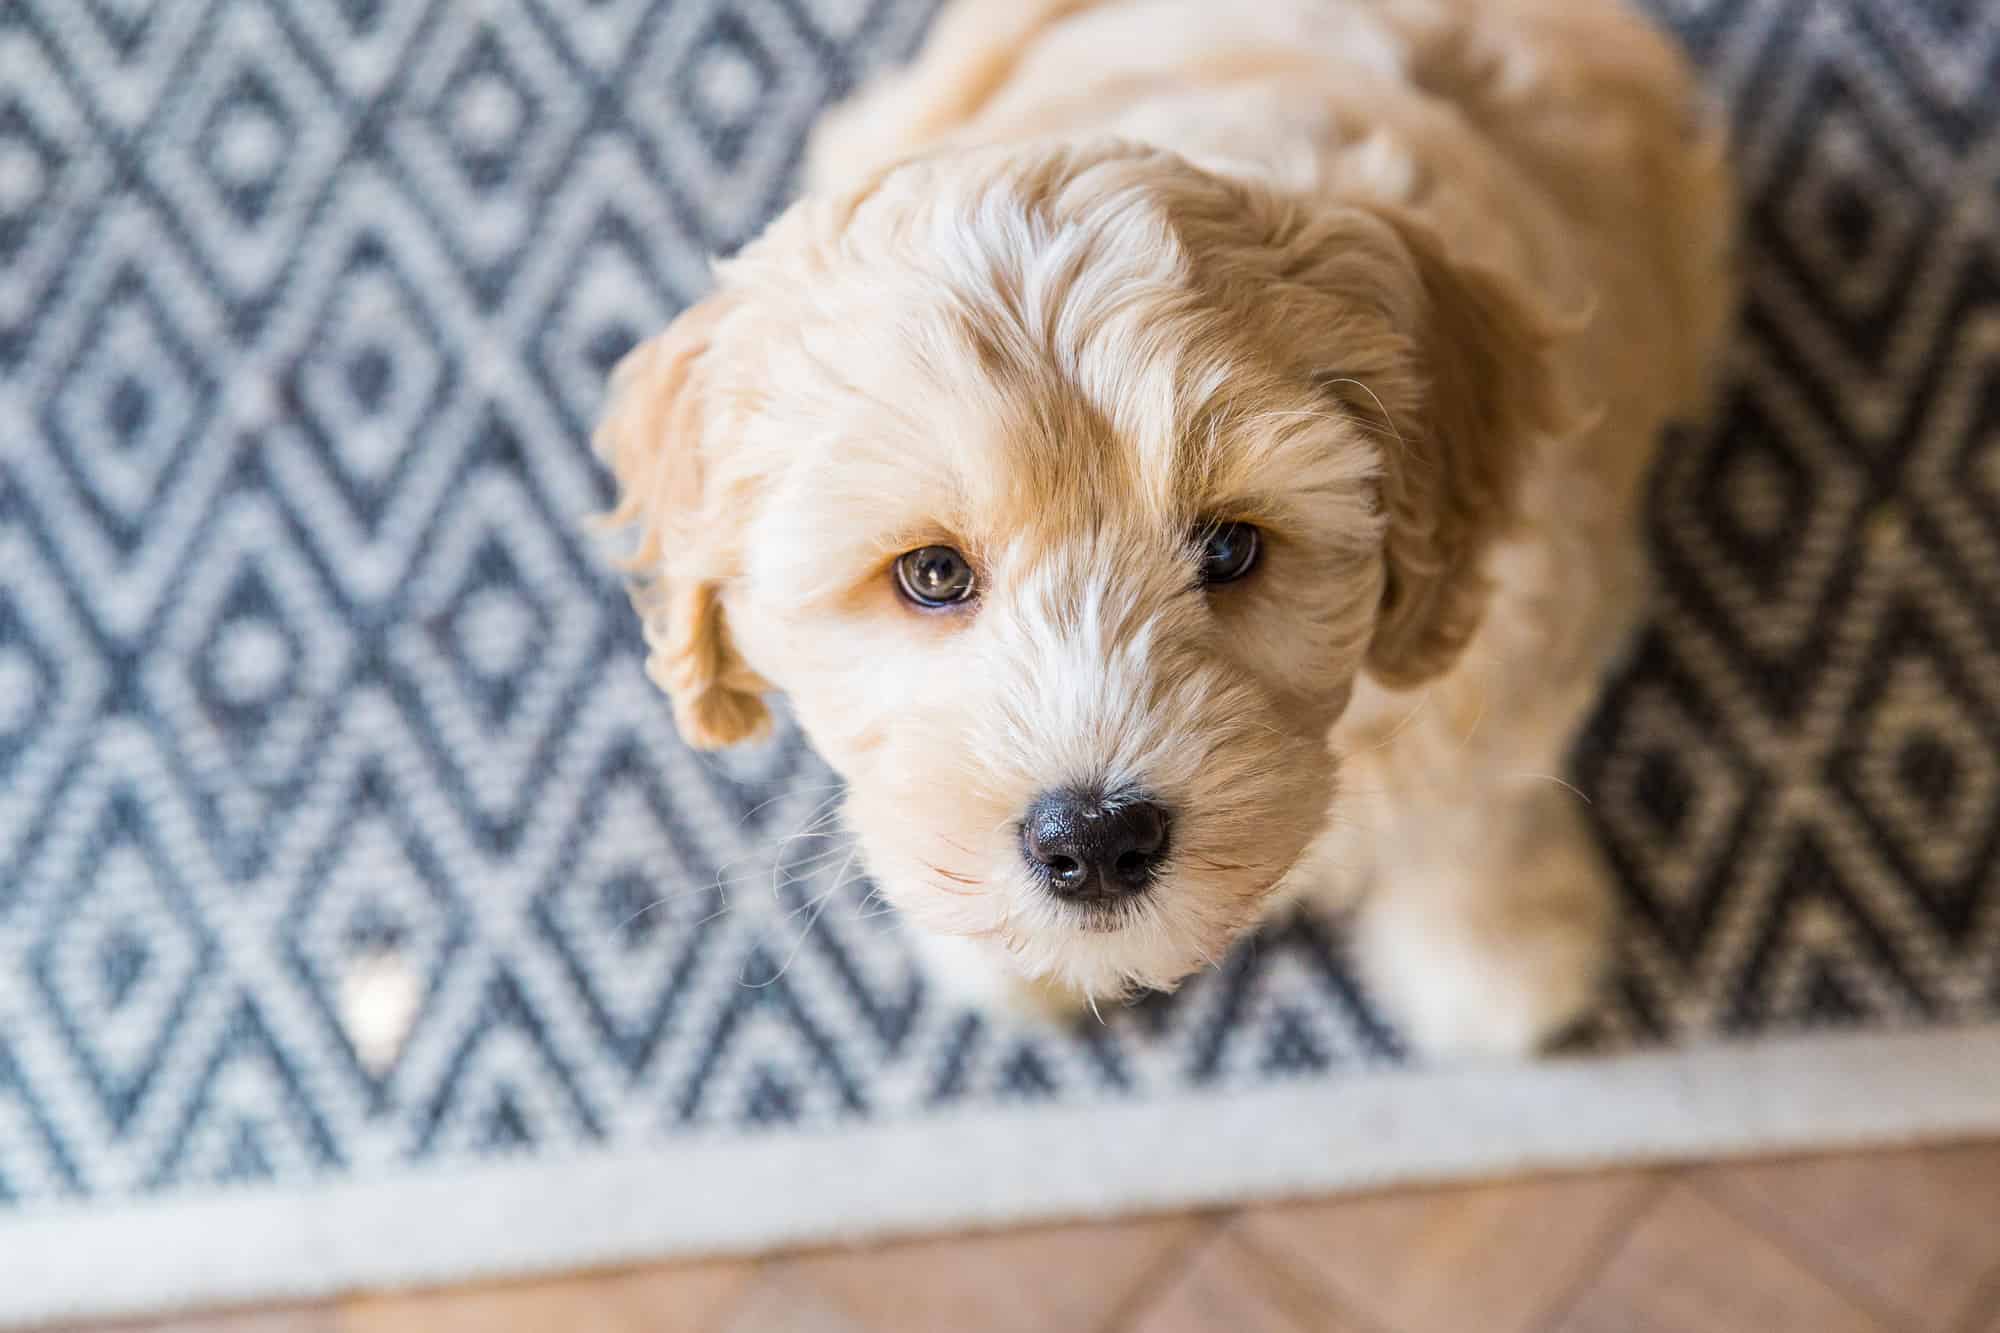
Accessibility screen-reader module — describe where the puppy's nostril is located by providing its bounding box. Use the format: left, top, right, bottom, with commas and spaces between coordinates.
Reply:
1021, 787, 1172, 901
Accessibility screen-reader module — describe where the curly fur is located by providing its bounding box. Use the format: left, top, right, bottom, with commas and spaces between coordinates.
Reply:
597, 0, 1733, 1054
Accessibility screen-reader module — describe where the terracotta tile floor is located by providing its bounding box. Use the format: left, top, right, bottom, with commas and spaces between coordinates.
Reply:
54, 1140, 2000, 1333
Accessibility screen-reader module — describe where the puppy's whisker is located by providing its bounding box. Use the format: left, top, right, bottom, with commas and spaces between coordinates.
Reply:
769, 809, 856, 901
701, 844, 851, 899
748, 847, 860, 988
1461, 682, 1490, 748
689, 901, 734, 930
1315, 376, 1408, 455
736, 781, 847, 827
774, 809, 846, 844
781, 882, 842, 922
1349, 689, 1435, 755
774, 821, 844, 850
724, 837, 852, 874
1232, 402, 1409, 456
1234, 407, 1367, 432
616, 884, 728, 934
783, 790, 847, 824
854, 881, 898, 915
753, 830, 848, 876
1505, 771, 1593, 805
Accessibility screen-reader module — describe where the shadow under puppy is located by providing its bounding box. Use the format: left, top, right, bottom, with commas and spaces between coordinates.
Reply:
597, 0, 1734, 1056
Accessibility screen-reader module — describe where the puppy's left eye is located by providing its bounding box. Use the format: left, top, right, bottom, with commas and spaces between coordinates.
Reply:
1196, 521, 1261, 585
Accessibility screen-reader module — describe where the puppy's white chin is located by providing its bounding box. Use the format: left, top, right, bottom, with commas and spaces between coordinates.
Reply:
892, 877, 1237, 1006
906, 931, 1092, 1021
993, 887, 1251, 1000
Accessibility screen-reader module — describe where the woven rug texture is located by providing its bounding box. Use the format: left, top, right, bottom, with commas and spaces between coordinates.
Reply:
2, 0, 1999, 1317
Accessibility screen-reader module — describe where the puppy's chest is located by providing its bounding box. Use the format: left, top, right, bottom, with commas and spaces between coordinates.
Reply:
1332, 521, 1634, 792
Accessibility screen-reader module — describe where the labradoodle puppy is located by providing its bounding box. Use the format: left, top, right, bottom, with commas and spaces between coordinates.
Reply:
598, 0, 1733, 1055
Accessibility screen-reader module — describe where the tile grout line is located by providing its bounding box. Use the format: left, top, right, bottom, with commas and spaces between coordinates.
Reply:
1525, 1170, 1678, 1333
1224, 1216, 1403, 1333
1094, 1211, 1233, 1333
1948, 1258, 2000, 1333
1685, 1173, 1924, 1333
695, 1256, 784, 1333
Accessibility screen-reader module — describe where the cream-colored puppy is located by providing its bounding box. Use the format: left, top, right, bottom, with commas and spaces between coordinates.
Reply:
599, 0, 1733, 1055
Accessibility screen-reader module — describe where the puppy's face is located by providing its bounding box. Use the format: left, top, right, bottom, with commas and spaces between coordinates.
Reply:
599, 143, 1563, 997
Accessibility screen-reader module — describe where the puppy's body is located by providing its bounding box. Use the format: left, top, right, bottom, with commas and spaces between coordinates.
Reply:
603, 0, 1732, 1054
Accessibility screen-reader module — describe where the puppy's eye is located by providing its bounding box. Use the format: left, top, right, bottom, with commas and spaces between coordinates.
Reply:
894, 545, 977, 608
1196, 522, 1261, 585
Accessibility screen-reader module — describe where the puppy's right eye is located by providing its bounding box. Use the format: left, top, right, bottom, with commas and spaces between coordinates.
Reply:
894, 545, 977, 608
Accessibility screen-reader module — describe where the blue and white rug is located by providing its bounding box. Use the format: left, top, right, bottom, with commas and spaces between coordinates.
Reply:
5, 0, 2000, 1324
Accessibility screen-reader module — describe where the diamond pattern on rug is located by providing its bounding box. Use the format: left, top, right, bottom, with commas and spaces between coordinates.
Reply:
1, 0, 1998, 1219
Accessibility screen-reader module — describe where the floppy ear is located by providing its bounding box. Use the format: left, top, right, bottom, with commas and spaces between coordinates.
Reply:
1270, 205, 1573, 691
596, 298, 772, 748
1178, 164, 1576, 688
1358, 214, 1572, 689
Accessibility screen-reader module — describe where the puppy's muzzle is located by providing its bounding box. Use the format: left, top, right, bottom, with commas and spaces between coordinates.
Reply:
1020, 787, 1172, 904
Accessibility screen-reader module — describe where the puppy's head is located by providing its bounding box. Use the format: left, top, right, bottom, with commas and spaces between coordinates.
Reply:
598, 141, 1567, 997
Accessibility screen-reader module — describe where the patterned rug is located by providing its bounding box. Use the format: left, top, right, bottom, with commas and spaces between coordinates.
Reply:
5, 0, 2000, 1323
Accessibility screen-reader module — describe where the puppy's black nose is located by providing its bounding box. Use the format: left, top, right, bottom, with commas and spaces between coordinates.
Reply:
1021, 788, 1171, 900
